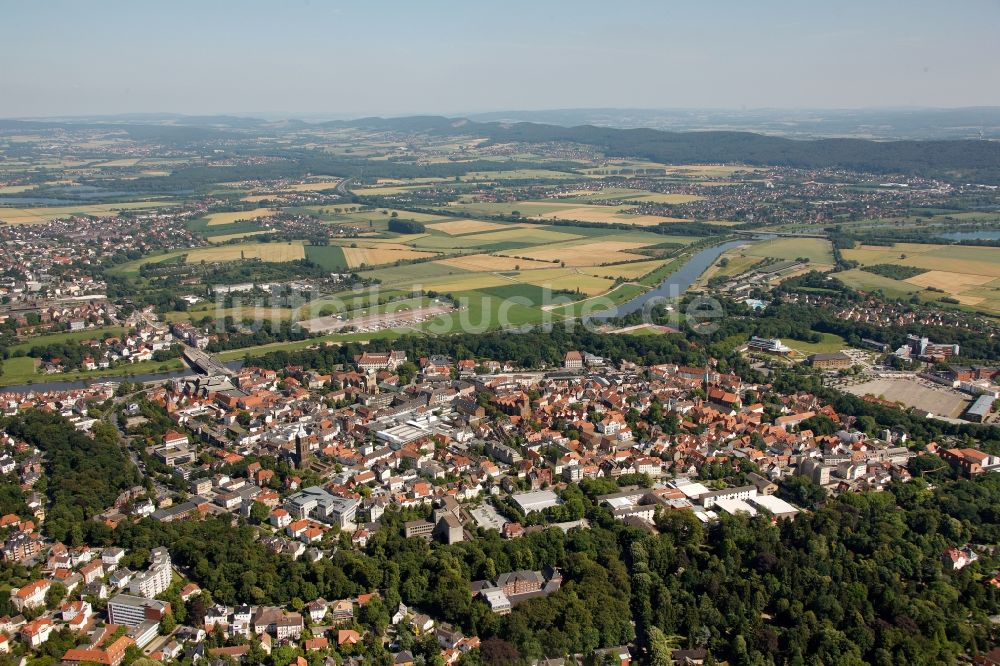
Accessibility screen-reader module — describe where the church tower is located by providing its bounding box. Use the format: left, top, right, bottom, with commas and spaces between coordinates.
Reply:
295, 423, 310, 470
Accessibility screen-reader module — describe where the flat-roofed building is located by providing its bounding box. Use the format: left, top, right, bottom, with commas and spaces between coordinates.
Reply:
511, 490, 560, 514
750, 495, 800, 520
107, 594, 171, 627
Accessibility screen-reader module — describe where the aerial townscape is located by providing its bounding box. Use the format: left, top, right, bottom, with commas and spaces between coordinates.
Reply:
4, 2, 1000, 665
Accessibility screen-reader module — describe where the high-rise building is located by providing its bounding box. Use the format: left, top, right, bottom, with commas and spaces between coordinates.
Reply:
128, 548, 172, 599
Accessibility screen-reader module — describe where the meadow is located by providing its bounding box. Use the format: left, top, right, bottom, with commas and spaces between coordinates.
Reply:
743, 238, 836, 266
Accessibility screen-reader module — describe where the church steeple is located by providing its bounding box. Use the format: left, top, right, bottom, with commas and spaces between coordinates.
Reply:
295, 424, 310, 470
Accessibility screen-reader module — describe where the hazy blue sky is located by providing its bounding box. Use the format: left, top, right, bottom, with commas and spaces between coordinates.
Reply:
3, 0, 999, 118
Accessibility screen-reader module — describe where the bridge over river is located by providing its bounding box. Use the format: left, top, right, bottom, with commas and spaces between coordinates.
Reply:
182, 347, 235, 376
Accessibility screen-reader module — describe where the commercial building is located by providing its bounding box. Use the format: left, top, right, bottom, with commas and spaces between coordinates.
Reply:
807, 352, 852, 369
747, 337, 792, 355
965, 394, 994, 423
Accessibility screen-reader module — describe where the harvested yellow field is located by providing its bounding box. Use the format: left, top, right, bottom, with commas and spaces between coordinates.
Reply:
841, 244, 1000, 280
282, 180, 342, 192
902, 257, 1000, 279
503, 241, 651, 266
460, 228, 583, 244
354, 185, 424, 196
425, 219, 510, 235
186, 242, 305, 263
341, 247, 438, 268
580, 259, 666, 280
205, 208, 277, 226
421, 274, 514, 292
516, 269, 615, 296
0, 184, 37, 194
905, 270, 994, 292
206, 230, 272, 243
435, 254, 555, 272
0, 201, 174, 224
533, 204, 682, 226
842, 243, 937, 265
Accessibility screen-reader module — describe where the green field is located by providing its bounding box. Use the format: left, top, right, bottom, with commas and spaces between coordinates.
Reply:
548, 284, 649, 318
838, 269, 924, 297
784, 333, 849, 356
743, 238, 835, 265
9, 326, 127, 353
0, 356, 185, 387
1, 357, 39, 383
304, 245, 349, 271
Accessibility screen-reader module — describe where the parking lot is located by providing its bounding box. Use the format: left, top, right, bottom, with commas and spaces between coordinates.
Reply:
469, 504, 507, 532
841, 376, 972, 418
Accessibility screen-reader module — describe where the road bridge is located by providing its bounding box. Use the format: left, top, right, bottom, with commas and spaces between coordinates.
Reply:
182, 347, 234, 376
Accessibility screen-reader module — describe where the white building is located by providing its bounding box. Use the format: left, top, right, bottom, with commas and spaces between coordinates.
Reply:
128, 548, 172, 599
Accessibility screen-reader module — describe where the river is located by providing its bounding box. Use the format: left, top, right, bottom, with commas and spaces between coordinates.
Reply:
586, 238, 752, 321
938, 230, 1000, 241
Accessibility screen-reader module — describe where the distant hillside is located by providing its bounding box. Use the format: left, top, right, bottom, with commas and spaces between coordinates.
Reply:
5, 112, 999, 182
466, 107, 1000, 140
330, 115, 1000, 182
